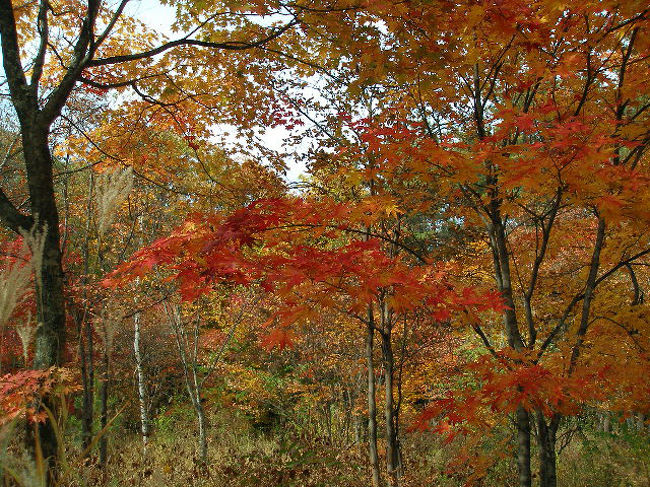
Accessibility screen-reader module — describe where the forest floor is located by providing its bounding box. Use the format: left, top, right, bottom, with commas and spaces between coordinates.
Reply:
17, 408, 643, 487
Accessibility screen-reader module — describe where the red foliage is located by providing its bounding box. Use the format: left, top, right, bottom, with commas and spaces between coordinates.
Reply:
104, 198, 507, 350
0, 368, 79, 424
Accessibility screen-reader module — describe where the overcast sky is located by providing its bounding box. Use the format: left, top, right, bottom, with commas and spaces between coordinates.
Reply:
0, 0, 307, 183
123, 0, 308, 183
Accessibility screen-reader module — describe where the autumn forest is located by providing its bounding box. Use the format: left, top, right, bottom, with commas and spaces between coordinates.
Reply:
0, 0, 649, 486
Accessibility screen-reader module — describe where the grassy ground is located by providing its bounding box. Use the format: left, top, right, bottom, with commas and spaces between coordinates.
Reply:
2, 409, 649, 486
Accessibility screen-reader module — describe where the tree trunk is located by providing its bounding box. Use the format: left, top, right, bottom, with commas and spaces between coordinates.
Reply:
185, 361, 208, 465
99, 344, 109, 468
366, 321, 381, 487
194, 393, 208, 464
599, 411, 612, 433
170, 305, 209, 466
134, 311, 150, 455
603, 414, 611, 433
76, 306, 94, 452
636, 413, 646, 431
536, 412, 560, 487
28, 134, 66, 370
343, 388, 352, 445
25, 131, 66, 482
79, 174, 94, 451
381, 331, 400, 487
490, 219, 532, 487
516, 406, 532, 487
354, 413, 362, 445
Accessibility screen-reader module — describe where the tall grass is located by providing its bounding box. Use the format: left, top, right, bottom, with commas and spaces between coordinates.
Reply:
2, 401, 648, 487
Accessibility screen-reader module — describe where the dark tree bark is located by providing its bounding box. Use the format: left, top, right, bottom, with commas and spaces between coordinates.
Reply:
488, 217, 532, 487
0, 1, 297, 482
536, 412, 560, 487
78, 173, 95, 451
379, 300, 401, 487
365, 311, 381, 487
515, 406, 532, 487
0, 5, 67, 470
99, 343, 109, 468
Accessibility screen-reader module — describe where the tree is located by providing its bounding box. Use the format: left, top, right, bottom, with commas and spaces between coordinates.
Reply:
2, 1, 648, 485
105, 196, 505, 485
161, 291, 257, 464
0, 0, 298, 474
260, 1, 649, 484
326, 2, 650, 485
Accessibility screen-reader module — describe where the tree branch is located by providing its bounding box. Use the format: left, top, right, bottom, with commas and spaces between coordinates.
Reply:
0, 185, 34, 233
87, 19, 299, 68
0, 0, 33, 120
30, 0, 50, 91
41, 0, 101, 123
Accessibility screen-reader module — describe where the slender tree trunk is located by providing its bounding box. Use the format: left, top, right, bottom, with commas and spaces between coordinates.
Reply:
490, 219, 532, 487
354, 414, 362, 445
76, 306, 94, 452
343, 387, 352, 445
393, 317, 408, 479
325, 402, 333, 442
601, 412, 611, 433
83, 315, 95, 443
366, 321, 381, 487
99, 343, 109, 468
536, 412, 560, 487
80, 174, 94, 451
516, 406, 532, 487
190, 328, 208, 465
193, 392, 208, 464
169, 306, 209, 465
352, 371, 364, 453
636, 413, 645, 431
185, 359, 208, 465
133, 310, 149, 455
381, 331, 400, 487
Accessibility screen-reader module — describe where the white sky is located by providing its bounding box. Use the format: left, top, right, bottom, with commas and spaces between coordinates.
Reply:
0, 0, 307, 183
122, 0, 308, 183
123, 0, 176, 35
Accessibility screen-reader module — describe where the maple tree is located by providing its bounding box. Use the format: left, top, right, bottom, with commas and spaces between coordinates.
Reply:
215, 1, 648, 484
0, 0, 306, 473
1, 0, 649, 486
302, 2, 650, 486
104, 195, 508, 486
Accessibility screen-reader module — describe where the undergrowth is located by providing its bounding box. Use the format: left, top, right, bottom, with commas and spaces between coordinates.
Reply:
1, 407, 648, 487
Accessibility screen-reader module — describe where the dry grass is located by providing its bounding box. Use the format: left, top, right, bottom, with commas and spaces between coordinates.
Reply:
558, 433, 650, 487
2, 409, 648, 487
